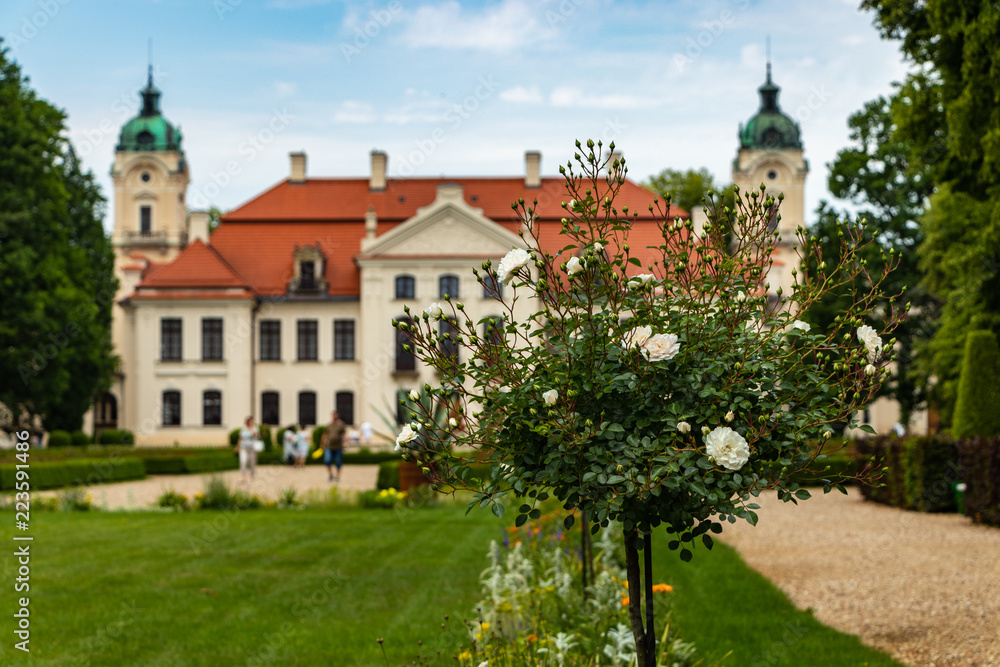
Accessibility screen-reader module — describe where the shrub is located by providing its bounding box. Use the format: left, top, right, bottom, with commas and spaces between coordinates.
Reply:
157, 489, 190, 511
183, 453, 238, 474
228, 428, 240, 447
377, 460, 400, 490
70, 430, 91, 447
48, 430, 71, 448
957, 436, 1000, 526
58, 487, 93, 512
97, 429, 135, 445
359, 488, 404, 509
904, 436, 961, 512
953, 330, 1000, 438
142, 457, 187, 475
258, 423, 274, 452
194, 477, 263, 510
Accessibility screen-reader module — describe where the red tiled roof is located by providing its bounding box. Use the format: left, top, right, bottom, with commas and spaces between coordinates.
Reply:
222, 177, 683, 224
137, 240, 250, 289
130, 290, 255, 301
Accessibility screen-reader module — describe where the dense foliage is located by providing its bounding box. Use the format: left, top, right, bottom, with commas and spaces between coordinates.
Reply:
952, 330, 1000, 438
0, 40, 117, 433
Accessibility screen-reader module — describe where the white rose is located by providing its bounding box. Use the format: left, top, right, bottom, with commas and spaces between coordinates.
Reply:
704, 426, 750, 471
629, 273, 655, 289
622, 325, 652, 350
677, 421, 691, 434
594, 241, 604, 252
641, 333, 680, 362
736, 291, 747, 302
725, 410, 735, 422
792, 320, 811, 332
449, 417, 458, 428
395, 424, 418, 451
497, 248, 530, 285
499, 386, 511, 394
566, 256, 584, 275
865, 364, 877, 377
702, 426, 711, 436
425, 302, 444, 321
857, 325, 883, 363
542, 389, 558, 406
568, 199, 577, 209
408, 389, 420, 401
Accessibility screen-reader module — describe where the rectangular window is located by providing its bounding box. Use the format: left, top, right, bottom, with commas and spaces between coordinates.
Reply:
201, 318, 223, 361
298, 391, 317, 426
260, 320, 281, 361
439, 274, 460, 299
261, 391, 280, 425
203, 390, 222, 426
395, 275, 415, 299
163, 390, 181, 426
297, 320, 318, 361
334, 319, 355, 361
335, 391, 354, 425
395, 318, 415, 372
300, 261, 316, 289
161, 318, 182, 361
140, 206, 152, 234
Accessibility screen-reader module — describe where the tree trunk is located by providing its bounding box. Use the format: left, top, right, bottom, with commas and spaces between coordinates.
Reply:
623, 527, 648, 667
644, 531, 655, 665
581, 509, 589, 598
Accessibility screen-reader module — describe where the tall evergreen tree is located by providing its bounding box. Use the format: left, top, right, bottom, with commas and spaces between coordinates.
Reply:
0, 40, 117, 434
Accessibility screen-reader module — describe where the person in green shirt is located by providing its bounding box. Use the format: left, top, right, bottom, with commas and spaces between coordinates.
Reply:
322, 411, 347, 482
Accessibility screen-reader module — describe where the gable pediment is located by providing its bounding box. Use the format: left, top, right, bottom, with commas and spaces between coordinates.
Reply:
360, 183, 524, 259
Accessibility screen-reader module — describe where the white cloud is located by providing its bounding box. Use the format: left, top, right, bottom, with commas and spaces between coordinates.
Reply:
399, 0, 557, 52
333, 101, 376, 124
500, 86, 543, 104
549, 86, 659, 110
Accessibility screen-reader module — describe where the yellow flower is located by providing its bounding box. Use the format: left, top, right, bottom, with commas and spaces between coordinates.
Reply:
479, 621, 490, 631
458, 650, 472, 660
652, 583, 674, 594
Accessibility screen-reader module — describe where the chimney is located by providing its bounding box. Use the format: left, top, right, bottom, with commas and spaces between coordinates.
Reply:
290, 152, 306, 184
189, 210, 210, 244
370, 150, 387, 191
609, 150, 624, 181
365, 205, 377, 239
525, 151, 541, 188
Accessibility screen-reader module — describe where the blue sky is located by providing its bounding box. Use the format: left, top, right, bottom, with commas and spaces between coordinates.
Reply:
2, 0, 910, 231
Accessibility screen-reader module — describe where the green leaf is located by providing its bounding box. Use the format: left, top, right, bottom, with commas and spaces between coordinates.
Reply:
858, 424, 877, 435
515, 513, 527, 527
794, 488, 812, 500
529, 508, 541, 520
702, 534, 714, 550
680, 548, 692, 562
491, 503, 505, 519
563, 514, 575, 530
628, 257, 642, 267
606, 475, 626, 485
518, 504, 531, 514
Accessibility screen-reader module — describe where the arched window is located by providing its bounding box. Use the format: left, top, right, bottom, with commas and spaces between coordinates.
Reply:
163, 390, 181, 427
395, 275, 415, 299
395, 317, 416, 372
203, 390, 222, 426
439, 274, 459, 299
261, 391, 280, 425
335, 391, 355, 426
298, 391, 317, 426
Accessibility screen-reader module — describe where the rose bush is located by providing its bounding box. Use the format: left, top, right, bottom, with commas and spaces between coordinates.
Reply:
391, 141, 902, 664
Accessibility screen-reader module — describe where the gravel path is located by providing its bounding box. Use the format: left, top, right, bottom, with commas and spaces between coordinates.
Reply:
719, 488, 1000, 666
35, 464, 379, 510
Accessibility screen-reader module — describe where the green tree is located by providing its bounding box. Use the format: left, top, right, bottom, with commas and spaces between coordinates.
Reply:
0, 40, 117, 434
862, 0, 1000, 424
952, 330, 1000, 438
803, 96, 934, 429
643, 167, 725, 214
207, 205, 223, 235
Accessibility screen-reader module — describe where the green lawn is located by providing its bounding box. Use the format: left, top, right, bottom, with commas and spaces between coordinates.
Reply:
0, 506, 900, 666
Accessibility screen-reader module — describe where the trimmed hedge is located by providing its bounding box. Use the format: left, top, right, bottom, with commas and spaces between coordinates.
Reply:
904, 436, 960, 512
957, 437, 1000, 526
97, 429, 135, 445
71, 430, 90, 447
377, 460, 400, 490
0, 457, 146, 491
953, 330, 1000, 438
48, 430, 71, 448
143, 452, 238, 475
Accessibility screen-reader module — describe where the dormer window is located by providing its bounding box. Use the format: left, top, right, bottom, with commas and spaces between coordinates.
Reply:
288, 244, 327, 295
300, 261, 316, 289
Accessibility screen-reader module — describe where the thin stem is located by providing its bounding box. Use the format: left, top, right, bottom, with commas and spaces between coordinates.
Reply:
644, 531, 655, 666
623, 527, 648, 667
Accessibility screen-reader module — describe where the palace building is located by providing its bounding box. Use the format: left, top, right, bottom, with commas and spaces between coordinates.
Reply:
96, 65, 916, 446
